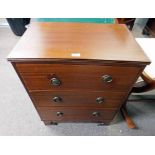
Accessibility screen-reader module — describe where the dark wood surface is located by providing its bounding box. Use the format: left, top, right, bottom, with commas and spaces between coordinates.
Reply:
30, 91, 126, 108
8, 22, 150, 65
8, 23, 150, 125
15, 63, 141, 91
37, 107, 117, 122
15, 63, 143, 73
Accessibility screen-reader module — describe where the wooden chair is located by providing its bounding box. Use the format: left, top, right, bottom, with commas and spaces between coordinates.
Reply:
121, 38, 155, 129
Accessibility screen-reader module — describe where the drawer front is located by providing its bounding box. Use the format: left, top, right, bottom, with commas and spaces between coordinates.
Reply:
16, 63, 140, 91
37, 107, 117, 122
30, 91, 126, 108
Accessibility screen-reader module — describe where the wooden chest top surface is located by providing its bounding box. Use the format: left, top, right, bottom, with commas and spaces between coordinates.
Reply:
8, 22, 150, 65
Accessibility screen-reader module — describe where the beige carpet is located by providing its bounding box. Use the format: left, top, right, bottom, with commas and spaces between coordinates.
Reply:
0, 26, 155, 136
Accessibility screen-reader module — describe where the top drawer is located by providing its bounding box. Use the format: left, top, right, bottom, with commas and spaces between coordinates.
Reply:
15, 63, 140, 91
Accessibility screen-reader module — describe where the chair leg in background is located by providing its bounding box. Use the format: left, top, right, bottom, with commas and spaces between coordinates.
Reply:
121, 104, 137, 129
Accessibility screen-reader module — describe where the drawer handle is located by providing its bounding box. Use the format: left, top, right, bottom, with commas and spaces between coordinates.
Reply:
101, 75, 113, 83
92, 112, 100, 117
50, 77, 61, 86
56, 112, 64, 117
96, 97, 104, 104
53, 96, 62, 103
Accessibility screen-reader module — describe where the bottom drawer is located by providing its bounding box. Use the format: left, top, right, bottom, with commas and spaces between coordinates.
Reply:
37, 107, 117, 122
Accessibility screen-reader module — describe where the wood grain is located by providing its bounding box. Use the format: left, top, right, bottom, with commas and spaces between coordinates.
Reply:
8, 22, 150, 65
8, 22, 150, 125
37, 107, 117, 121
16, 63, 141, 91
30, 91, 127, 108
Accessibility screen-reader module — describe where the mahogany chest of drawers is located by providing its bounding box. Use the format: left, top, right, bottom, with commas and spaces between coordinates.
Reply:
8, 22, 150, 125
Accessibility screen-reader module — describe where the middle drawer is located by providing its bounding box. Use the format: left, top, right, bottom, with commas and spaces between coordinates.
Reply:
30, 91, 126, 108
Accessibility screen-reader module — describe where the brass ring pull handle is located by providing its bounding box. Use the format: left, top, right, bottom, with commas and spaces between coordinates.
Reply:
56, 112, 64, 117
101, 75, 113, 83
96, 97, 104, 104
50, 77, 61, 86
92, 112, 100, 117
53, 96, 62, 103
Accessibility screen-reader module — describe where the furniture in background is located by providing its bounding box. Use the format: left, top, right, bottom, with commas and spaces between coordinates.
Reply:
117, 18, 135, 30
121, 38, 155, 128
143, 19, 155, 37
7, 23, 150, 126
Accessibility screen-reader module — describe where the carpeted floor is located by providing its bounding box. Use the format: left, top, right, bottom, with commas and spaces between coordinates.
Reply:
0, 26, 155, 136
